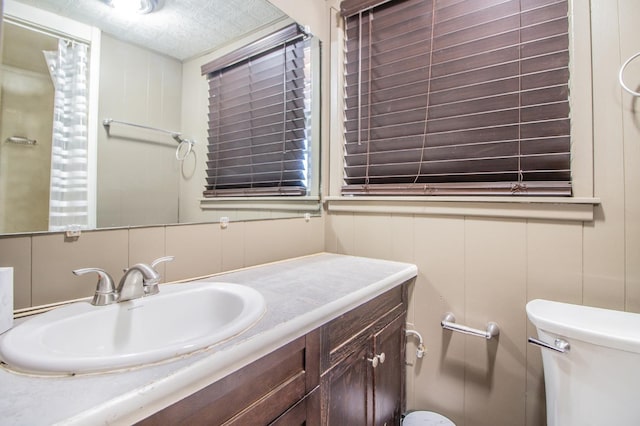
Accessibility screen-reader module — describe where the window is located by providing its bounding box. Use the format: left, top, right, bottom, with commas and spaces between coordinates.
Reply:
341, 0, 571, 196
201, 24, 312, 197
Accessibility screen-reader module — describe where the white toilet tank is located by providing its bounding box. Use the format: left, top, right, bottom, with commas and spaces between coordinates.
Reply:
526, 299, 640, 426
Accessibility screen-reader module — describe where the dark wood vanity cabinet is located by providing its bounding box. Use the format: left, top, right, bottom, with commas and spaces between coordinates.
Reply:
139, 283, 408, 426
138, 330, 320, 426
321, 284, 407, 426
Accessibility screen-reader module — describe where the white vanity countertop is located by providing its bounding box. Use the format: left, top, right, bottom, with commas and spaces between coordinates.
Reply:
0, 253, 417, 426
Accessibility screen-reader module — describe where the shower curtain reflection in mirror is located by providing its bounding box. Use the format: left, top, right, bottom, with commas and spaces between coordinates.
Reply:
44, 39, 90, 232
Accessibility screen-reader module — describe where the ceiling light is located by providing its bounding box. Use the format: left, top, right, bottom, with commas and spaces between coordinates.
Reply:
103, 0, 160, 14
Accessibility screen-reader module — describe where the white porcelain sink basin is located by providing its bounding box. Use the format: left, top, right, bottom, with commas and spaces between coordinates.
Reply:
0, 282, 265, 375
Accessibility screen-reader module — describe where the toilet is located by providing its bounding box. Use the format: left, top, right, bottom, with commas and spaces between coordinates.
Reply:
403, 410, 455, 425
527, 299, 640, 426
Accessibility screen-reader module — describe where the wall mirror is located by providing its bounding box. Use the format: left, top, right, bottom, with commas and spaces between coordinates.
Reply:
0, 0, 321, 235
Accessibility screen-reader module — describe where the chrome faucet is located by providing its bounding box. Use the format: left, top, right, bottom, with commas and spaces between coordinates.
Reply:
117, 263, 159, 302
73, 256, 174, 306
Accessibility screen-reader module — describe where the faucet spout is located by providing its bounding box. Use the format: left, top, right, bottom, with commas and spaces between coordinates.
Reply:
117, 263, 160, 302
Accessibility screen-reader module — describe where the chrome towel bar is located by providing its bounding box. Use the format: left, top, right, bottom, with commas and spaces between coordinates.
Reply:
102, 118, 195, 160
5, 136, 37, 146
102, 118, 183, 141
440, 312, 500, 340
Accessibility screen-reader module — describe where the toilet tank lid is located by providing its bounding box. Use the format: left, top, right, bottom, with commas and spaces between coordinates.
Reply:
526, 299, 640, 354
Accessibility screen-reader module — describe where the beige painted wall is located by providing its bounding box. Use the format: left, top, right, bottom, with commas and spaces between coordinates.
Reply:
96, 34, 182, 228
323, 1, 640, 425
0, 67, 53, 233
0, 22, 57, 233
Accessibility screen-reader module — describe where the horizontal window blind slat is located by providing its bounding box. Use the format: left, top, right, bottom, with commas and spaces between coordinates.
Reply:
430, 62, 519, 92
345, 66, 431, 97
211, 122, 306, 144
204, 187, 307, 197
522, 50, 569, 73
434, 0, 521, 39
345, 94, 428, 121
208, 150, 307, 167
521, 85, 568, 105
207, 140, 307, 157
207, 174, 308, 187
343, 0, 428, 18
209, 101, 306, 124
207, 160, 307, 175
522, 16, 568, 42
345, 26, 431, 61
431, 45, 519, 78
428, 93, 518, 119
345, 38, 432, 75
522, 0, 566, 12
210, 97, 308, 124
436, 0, 513, 21
433, 14, 520, 50
521, 67, 569, 90
210, 107, 307, 135
342, 181, 571, 196
432, 29, 519, 65
207, 133, 307, 150
522, 1, 568, 25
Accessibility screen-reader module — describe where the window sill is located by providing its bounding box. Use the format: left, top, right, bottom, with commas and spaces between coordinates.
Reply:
324, 196, 600, 222
200, 196, 321, 212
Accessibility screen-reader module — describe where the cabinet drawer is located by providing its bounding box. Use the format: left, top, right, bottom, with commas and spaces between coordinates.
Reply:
139, 330, 320, 426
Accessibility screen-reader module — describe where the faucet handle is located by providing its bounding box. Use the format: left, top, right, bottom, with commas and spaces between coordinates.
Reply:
143, 256, 173, 296
150, 256, 174, 269
72, 268, 117, 306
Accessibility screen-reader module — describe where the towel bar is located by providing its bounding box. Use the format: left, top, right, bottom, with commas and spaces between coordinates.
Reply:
441, 312, 500, 340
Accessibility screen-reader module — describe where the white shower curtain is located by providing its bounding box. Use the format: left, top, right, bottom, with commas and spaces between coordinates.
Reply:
44, 40, 90, 232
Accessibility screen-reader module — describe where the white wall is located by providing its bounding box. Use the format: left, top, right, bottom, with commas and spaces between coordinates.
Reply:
96, 34, 182, 228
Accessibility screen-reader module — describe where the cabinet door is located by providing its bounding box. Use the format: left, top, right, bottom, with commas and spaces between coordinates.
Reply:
373, 314, 405, 426
325, 342, 373, 426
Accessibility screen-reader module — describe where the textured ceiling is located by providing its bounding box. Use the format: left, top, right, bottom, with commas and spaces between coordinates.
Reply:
12, 0, 288, 61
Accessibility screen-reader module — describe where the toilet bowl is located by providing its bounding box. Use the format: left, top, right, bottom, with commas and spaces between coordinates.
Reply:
403, 410, 455, 425
527, 299, 640, 426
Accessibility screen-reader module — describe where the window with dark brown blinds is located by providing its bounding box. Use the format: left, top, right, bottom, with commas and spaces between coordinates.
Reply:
341, 0, 571, 196
201, 24, 311, 197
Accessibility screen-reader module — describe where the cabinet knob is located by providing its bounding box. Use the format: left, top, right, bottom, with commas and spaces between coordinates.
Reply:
368, 352, 385, 368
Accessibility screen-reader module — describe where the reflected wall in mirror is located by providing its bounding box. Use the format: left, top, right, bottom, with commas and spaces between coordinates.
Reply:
0, 0, 321, 236
0, 21, 58, 233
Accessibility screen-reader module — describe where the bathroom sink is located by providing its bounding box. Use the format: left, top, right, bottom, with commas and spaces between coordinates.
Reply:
0, 281, 265, 375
